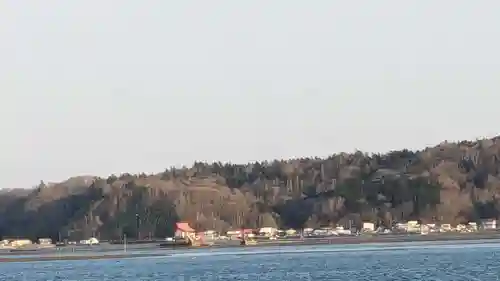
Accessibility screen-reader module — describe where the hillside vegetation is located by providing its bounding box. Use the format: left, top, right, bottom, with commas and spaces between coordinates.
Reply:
1, 137, 500, 241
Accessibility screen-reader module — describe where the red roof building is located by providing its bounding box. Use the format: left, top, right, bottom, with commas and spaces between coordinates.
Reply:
176, 222, 195, 233
243, 229, 254, 234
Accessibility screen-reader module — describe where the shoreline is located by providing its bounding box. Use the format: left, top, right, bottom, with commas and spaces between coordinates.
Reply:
199, 232, 500, 249
2, 232, 500, 263
0, 253, 168, 263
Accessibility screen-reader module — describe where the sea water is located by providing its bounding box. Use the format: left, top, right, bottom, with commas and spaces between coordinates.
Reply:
1, 241, 499, 280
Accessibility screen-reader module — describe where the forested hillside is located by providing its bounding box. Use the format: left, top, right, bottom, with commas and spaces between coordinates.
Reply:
1, 137, 500, 241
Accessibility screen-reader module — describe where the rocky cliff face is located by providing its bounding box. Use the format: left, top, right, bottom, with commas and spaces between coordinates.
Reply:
1, 137, 500, 241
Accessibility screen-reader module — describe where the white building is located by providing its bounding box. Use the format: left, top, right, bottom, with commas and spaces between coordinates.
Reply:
336, 226, 352, 235
226, 230, 240, 236
38, 238, 52, 245
203, 230, 218, 240
259, 227, 278, 236
420, 224, 430, 235
10, 239, 32, 247
407, 221, 420, 233
303, 228, 314, 234
80, 237, 99, 245
468, 222, 478, 231
362, 222, 375, 232
440, 224, 452, 232
481, 219, 497, 230
395, 222, 408, 231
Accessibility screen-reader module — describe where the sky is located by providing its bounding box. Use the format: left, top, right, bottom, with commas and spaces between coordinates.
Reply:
0, 1, 499, 188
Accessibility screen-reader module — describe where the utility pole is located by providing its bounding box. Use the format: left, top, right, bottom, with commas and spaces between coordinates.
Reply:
136, 213, 140, 240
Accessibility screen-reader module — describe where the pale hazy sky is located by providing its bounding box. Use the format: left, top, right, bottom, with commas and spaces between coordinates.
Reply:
0, 1, 499, 188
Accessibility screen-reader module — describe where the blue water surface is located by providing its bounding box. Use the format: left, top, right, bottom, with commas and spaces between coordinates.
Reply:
1, 241, 499, 280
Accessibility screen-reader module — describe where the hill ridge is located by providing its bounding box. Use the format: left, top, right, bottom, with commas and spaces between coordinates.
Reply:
1, 136, 499, 241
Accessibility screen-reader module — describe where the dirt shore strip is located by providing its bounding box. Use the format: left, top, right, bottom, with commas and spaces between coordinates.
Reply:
212, 232, 500, 248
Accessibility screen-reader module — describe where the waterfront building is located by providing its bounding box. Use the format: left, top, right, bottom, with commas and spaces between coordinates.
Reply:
468, 222, 478, 231
407, 221, 420, 233
79, 237, 99, 245
259, 227, 278, 236
440, 224, 452, 232
9, 239, 32, 247
202, 230, 218, 240
38, 238, 52, 245
420, 224, 430, 235
362, 222, 375, 232
175, 222, 196, 239
480, 219, 497, 230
